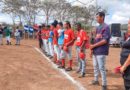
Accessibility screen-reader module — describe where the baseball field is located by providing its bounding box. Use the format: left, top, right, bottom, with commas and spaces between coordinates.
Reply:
0, 39, 124, 90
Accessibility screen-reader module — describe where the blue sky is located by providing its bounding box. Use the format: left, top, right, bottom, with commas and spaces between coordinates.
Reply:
99, 0, 130, 24
0, 0, 130, 24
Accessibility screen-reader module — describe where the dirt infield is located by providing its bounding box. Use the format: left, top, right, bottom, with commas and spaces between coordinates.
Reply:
0, 39, 124, 90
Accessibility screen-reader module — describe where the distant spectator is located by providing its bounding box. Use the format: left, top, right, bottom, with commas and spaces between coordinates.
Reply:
4, 26, 12, 45
0, 24, 3, 45
14, 26, 21, 45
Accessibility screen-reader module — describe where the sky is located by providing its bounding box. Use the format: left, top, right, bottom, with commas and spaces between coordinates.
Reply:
72, 0, 130, 24
0, 0, 130, 24
98, 0, 130, 24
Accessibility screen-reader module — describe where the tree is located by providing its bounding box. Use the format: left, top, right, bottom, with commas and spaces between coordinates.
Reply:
67, 6, 90, 24
0, 0, 108, 26
1, 0, 23, 26
1, 0, 41, 25
40, 0, 56, 25
52, 0, 72, 22
20, 0, 41, 25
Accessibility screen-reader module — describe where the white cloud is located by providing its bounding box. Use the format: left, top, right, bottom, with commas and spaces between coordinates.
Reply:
107, 14, 128, 24
106, 2, 130, 24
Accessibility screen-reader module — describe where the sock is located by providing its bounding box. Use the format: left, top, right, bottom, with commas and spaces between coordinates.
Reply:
69, 60, 73, 68
62, 59, 65, 66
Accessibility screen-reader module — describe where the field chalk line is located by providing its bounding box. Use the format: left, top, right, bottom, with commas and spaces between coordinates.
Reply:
34, 47, 87, 90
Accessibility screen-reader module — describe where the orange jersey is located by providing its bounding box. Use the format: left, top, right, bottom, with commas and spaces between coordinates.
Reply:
41, 29, 48, 39
53, 28, 58, 45
76, 29, 88, 46
64, 29, 75, 46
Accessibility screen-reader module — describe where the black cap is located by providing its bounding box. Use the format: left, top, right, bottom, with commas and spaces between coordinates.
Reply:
51, 23, 56, 27
58, 22, 63, 27
53, 20, 58, 26
96, 11, 105, 17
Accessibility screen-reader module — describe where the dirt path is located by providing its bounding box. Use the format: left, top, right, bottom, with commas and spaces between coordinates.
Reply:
0, 40, 77, 90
